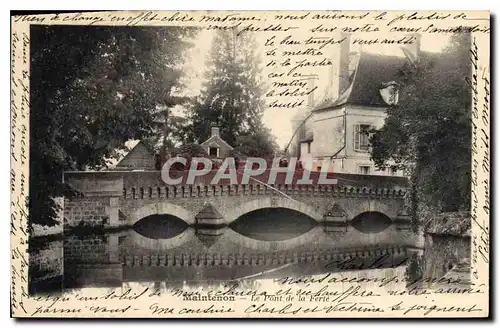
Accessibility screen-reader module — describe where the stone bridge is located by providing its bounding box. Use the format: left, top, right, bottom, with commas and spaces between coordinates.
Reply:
63, 171, 410, 230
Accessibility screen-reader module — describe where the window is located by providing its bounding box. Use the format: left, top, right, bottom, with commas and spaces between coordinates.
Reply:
354, 124, 371, 152
359, 166, 370, 175
209, 147, 219, 157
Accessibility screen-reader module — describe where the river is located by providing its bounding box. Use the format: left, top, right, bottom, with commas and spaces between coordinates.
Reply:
29, 207, 422, 294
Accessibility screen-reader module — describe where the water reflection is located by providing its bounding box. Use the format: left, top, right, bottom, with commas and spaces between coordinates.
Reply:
230, 208, 317, 241
351, 211, 393, 234
29, 208, 421, 294
28, 236, 64, 294
133, 214, 189, 239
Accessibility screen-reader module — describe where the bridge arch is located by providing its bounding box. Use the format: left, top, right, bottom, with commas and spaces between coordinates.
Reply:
225, 197, 323, 224
351, 211, 393, 234
133, 203, 195, 225
339, 198, 398, 221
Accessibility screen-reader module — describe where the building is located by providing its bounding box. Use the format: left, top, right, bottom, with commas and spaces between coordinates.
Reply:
200, 127, 234, 159
112, 126, 234, 170
114, 140, 156, 171
290, 34, 422, 176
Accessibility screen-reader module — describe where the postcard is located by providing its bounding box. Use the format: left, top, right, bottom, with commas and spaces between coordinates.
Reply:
10, 10, 490, 318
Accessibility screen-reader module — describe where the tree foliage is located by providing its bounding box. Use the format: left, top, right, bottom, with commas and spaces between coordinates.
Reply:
370, 34, 472, 216
184, 30, 277, 156
170, 143, 210, 158
29, 25, 195, 227
233, 128, 279, 158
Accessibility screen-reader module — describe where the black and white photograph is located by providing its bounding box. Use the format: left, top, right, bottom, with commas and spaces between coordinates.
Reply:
10, 10, 490, 318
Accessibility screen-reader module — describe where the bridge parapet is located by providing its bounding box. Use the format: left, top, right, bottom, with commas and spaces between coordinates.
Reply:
64, 170, 408, 194
121, 183, 407, 201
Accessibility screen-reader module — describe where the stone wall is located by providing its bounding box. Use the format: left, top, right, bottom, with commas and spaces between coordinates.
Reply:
64, 196, 110, 228
63, 172, 125, 228
423, 212, 471, 282
423, 234, 470, 282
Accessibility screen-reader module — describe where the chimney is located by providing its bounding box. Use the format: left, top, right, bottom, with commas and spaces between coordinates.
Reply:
411, 33, 422, 58
211, 126, 220, 137
338, 32, 351, 96
307, 77, 315, 108
402, 33, 421, 64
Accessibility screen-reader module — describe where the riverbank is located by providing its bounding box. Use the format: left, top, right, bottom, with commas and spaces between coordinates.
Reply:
31, 223, 133, 239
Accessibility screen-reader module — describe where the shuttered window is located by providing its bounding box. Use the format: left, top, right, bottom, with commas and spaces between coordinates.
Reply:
358, 166, 370, 175
353, 124, 371, 151
209, 147, 219, 157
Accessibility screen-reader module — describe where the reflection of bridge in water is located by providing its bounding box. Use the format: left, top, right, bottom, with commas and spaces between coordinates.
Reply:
62, 222, 417, 289
52, 170, 423, 291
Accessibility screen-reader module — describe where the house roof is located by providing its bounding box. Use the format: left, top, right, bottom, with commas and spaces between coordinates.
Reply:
291, 108, 312, 122
314, 50, 443, 112
314, 52, 408, 111
114, 140, 154, 169
200, 135, 234, 150
105, 140, 140, 169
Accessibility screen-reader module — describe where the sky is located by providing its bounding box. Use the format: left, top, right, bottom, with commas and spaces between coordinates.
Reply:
180, 30, 452, 148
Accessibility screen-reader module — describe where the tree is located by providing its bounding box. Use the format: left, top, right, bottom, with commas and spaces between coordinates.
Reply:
370, 34, 472, 218
184, 29, 275, 154
29, 25, 195, 227
167, 144, 211, 170
233, 127, 279, 158
147, 104, 189, 158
